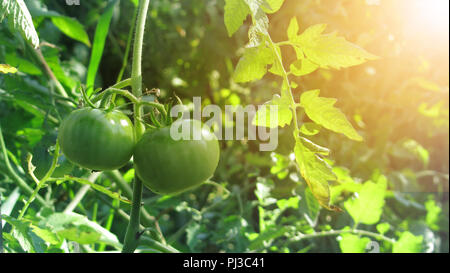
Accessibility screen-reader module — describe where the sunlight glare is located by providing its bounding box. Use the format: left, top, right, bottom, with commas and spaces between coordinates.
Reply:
406, 0, 449, 34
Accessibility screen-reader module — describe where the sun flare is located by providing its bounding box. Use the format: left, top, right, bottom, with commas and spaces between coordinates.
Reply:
405, 0, 449, 34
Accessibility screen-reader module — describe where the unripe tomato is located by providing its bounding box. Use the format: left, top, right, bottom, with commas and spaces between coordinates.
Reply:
134, 119, 220, 195
58, 108, 134, 170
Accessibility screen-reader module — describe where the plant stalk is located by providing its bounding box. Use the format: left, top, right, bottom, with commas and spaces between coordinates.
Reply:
122, 0, 150, 253
18, 142, 61, 220
291, 229, 396, 244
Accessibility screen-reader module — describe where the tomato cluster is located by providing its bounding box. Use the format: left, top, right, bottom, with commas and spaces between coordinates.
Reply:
58, 108, 220, 195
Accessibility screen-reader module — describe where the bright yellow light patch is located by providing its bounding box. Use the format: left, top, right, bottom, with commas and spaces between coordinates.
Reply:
405, 0, 449, 34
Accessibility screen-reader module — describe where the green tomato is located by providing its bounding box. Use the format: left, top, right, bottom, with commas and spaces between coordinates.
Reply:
134, 119, 220, 195
58, 108, 135, 170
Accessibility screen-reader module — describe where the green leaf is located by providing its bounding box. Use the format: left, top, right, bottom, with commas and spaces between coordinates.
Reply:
31, 226, 61, 245
376, 223, 390, 235
294, 137, 338, 211
249, 225, 288, 250
5, 53, 42, 75
130, 0, 139, 7
0, 0, 39, 48
224, 0, 250, 37
252, 94, 292, 128
268, 44, 283, 76
2, 215, 36, 252
51, 16, 91, 47
295, 24, 327, 43
425, 199, 442, 231
290, 58, 319, 76
300, 122, 321, 136
40, 212, 121, 248
344, 175, 387, 225
393, 232, 423, 253
300, 90, 363, 141
57, 227, 101, 245
287, 17, 299, 41
261, 0, 284, 13
303, 187, 320, 224
294, 24, 378, 69
86, 0, 118, 95
277, 196, 300, 210
300, 137, 329, 156
42, 47, 77, 90
234, 45, 274, 82
339, 233, 371, 253
418, 101, 444, 118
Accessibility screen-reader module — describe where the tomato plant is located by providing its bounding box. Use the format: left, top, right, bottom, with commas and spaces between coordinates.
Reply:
58, 108, 135, 171
0, 0, 448, 257
134, 119, 220, 195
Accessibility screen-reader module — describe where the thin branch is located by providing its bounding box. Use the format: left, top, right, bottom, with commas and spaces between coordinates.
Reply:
63, 172, 101, 213
291, 229, 396, 244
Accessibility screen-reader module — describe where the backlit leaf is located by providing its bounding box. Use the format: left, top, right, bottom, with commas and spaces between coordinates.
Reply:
252, 94, 292, 128
294, 137, 338, 211
344, 175, 387, 225
51, 16, 91, 47
290, 58, 319, 76
224, 0, 250, 37
293, 24, 378, 69
339, 233, 371, 253
300, 90, 363, 141
300, 122, 321, 136
234, 45, 274, 82
261, 0, 284, 14
393, 232, 423, 253
287, 17, 299, 41
425, 199, 441, 231
376, 223, 390, 235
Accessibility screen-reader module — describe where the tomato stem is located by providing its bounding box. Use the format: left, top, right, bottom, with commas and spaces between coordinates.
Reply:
136, 101, 168, 122
93, 87, 138, 104
18, 141, 61, 220
112, 78, 133, 90
81, 85, 97, 109
122, 0, 151, 253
